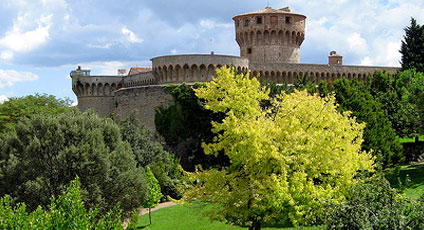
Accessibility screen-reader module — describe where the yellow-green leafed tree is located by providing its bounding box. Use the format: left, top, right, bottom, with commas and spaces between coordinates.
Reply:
184, 67, 375, 230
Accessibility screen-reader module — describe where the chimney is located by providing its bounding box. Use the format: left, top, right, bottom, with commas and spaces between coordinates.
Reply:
329, 51, 343, 66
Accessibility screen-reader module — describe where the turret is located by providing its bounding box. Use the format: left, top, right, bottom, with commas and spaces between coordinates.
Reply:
233, 6, 306, 64
328, 51, 343, 66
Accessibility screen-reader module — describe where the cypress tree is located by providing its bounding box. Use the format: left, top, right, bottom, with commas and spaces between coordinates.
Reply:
400, 18, 424, 72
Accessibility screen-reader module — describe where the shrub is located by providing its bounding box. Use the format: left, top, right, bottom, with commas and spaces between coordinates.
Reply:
318, 175, 424, 229
0, 178, 128, 230
119, 112, 184, 199
0, 109, 146, 214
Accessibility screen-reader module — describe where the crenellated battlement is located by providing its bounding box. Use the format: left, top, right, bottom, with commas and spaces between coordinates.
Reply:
151, 54, 249, 84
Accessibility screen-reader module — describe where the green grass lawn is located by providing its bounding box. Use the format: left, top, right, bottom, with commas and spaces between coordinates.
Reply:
134, 163, 424, 229
398, 135, 424, 143
135, 202, 322, 230
385, 162, 424, 199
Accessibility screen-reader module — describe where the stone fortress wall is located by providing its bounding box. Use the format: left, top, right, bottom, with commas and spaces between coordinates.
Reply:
71, 6, 400, 130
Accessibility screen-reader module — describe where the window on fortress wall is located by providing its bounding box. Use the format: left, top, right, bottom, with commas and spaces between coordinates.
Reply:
256, 17, 262, 24
271, 16, 278, 25
244, 19, 249, 27
285, 16, 291, 24
247, 48, 252, 54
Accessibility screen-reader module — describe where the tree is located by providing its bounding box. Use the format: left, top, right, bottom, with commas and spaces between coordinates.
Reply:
369, 71, 404, 136
317, 80, 330, 98
395, 70, 424, 139
293, 73, 317, 95
400, 18, 424, 72
185, 67, 374, 229
142, 167, 163, 225
120, 112, 183, 199
0, 178, 130, 229
155, 83, 229, 171
0, 109, 147, 214
319, 175, 424, 229
0, 94, 71, 133
333, 78, 403, 167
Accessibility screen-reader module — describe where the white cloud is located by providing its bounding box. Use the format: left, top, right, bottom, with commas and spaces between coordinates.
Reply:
347, 32, 368, 54
0, 69, 39, 88
1, 51, 14, 60
199, 19, 232, 30
0, 14, 52, 53
87, 43, 112, 49
121, 27, 143, 43
0, 95, 8, 104
70, 100, 78, 107
290, 0, 424, 66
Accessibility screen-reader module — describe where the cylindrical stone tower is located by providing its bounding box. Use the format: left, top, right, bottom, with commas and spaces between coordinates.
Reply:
233, 6, 306, 64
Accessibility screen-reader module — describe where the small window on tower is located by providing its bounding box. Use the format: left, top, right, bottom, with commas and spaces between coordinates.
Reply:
244, 19, 249, 27
271, 16, 278, 24
247, 48, 252, 54
256, 17, 262, 24
285, 16, 291, 24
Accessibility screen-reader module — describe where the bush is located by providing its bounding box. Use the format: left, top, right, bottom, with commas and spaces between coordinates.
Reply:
333, 78, 403, 167
155, 83, 229, 171
119, 112, 184, 199
0, 178, 128, 229
0, 109, 146, 214
318, 175, 424, 229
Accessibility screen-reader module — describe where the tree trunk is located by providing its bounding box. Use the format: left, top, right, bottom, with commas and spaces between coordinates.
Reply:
149, 208, 152, 225
248, 220, 261, 230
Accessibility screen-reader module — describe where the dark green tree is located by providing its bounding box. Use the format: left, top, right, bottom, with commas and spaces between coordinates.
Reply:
317, 80, 330, 98
369, 71, 405, 136
119, 113, 183, 199
294, 73, 317, 95
333, 78, 403, 167
0, 109, 146, 214
0, 94, 71, 133
400, 18, 424, 72
155, 83, 229, 171
395, 70, 424, 138
318, 176, 424, 229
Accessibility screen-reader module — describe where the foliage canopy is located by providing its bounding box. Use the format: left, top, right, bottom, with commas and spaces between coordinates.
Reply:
185, 68, 374, 229
0, 109, 146, 214
333, 78, 403, 167
400, 18, 424, 72
0, 94, 71, 133
0, 178, 129, 230
119, 113, 183, 199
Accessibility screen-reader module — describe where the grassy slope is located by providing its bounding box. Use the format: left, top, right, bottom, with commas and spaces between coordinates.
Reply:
398, 135, 424, 143
385, 163, 424, 199
135, 202, 321, 230
135, 164, 424, 229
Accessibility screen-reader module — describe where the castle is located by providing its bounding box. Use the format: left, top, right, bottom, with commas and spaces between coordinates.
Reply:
71, 6, 399, 130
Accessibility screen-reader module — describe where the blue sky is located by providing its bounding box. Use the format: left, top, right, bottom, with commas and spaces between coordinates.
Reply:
0, 0, 423, 104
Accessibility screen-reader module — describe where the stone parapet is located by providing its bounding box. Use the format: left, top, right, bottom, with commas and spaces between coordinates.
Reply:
151, 54, 249, 84
249, 63, 400, 84
122, 72, 156, 87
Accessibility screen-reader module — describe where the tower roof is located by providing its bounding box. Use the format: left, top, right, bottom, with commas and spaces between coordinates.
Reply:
233, 6, 306, 20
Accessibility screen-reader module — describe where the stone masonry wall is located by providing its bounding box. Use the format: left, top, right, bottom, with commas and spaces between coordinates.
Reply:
113, 85, 173, 130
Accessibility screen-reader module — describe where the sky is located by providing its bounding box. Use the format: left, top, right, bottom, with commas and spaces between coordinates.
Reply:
0, 0, 423, 104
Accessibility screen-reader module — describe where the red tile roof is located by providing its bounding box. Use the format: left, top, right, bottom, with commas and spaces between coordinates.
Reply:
128, 67, 152, 76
